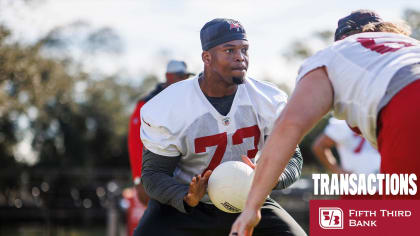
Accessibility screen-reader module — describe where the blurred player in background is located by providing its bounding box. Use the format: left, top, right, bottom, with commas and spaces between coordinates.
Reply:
127, 60, 194, 235
312, 117, 381, 199
135, 18, 306, 236
231, 9, 420, 235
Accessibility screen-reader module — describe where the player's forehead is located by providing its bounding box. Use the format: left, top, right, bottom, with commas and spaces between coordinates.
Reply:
217, 40, 249, 49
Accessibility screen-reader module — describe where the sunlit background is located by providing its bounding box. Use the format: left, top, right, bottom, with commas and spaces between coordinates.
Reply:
1, 0, 420, 235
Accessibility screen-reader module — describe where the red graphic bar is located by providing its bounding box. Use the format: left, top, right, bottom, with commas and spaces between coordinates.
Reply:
310, 200, 420, 236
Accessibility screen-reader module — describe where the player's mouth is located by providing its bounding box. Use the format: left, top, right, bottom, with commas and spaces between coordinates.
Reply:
231, 66, 247, 72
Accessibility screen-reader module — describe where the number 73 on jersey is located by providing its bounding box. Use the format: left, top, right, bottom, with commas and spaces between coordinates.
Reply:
194, 125, 260, 175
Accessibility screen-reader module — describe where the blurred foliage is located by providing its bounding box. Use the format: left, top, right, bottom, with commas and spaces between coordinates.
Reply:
404, 9, 420, 40
0, 17, 158, 226
0, 21, 157, 178
283, 30, 333, 62
41, 21, 123, 56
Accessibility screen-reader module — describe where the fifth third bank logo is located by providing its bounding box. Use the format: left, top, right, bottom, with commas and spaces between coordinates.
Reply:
319, 207, 344, 229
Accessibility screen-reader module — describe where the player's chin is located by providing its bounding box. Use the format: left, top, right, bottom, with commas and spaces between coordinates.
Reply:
232, 77, 245, 84
231, 71, 246, 84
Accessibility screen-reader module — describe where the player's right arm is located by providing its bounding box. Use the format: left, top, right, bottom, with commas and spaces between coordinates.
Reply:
139, 99, 210, 213
141, 149, 211, 213
141, 149, 187, 212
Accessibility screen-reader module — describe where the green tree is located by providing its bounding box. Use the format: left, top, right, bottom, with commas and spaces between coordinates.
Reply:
0, 21, 157, 171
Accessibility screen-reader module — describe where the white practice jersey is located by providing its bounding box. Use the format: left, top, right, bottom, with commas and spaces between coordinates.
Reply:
324, 118, 380, 175
140, 76, 287, 202
296, 32, 420, 148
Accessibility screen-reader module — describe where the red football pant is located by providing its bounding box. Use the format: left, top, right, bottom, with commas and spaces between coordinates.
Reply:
377, 79, 420, 199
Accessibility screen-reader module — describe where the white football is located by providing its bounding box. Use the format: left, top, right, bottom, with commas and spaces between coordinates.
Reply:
207, 161, 254, 213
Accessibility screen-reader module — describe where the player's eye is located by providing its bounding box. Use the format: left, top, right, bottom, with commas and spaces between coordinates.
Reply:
225, 49, 234, 53
241, 47, 248, 54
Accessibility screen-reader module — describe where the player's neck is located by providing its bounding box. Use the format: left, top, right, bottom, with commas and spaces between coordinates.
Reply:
199, 71, 238, 97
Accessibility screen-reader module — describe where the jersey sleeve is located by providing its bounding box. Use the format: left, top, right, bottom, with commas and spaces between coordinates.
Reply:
140, 104, 182, 157
265, 92, 287, 135
128, 101, 145, 184
257, 81, 288, 136
296, 47, 332, 84
324, 117, 350, 143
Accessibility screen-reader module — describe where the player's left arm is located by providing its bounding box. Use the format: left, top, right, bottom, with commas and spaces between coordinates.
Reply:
273, 145, 302, 190
256, 138, 302, 190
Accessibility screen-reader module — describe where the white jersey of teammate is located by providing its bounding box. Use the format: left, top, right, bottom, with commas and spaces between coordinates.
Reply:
140, 76, 287, 202
324, 118, 380, 175
297, 32, 420, 148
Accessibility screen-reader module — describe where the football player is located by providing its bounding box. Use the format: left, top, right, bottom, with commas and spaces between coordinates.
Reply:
134, 18, 306, 236
231, 9, 420, 236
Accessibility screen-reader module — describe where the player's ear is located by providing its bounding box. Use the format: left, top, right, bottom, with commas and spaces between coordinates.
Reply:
202, 51, 211, 66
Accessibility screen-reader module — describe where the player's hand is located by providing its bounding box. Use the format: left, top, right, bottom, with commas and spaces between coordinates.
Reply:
184, 170, 212, 207
241, 155, 255, 169
229, 207, 261, 236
